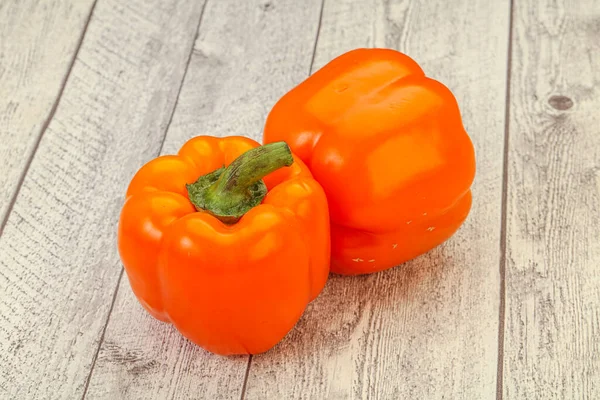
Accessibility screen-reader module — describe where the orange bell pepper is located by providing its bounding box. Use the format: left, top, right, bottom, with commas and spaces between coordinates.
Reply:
264, 48, 475, 275
118, 136, 330, 355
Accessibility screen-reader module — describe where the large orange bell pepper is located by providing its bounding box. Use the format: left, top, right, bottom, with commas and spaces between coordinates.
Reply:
118, 136, 330, 355
264, 48, 475, 275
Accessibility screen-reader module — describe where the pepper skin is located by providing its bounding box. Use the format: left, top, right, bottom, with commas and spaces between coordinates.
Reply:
118, 136, 330, 355
263, 48, 475, 275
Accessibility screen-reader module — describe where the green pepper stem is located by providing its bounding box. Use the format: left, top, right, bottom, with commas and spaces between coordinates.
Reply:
186, 142, 293, 224
212, 141, 293, 197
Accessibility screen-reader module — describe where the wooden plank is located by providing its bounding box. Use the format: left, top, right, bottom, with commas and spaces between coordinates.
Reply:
0, 0, 96, 227
503, 0, 600, 398
244, 0, 510, 398
82, 0, 323, 398
0, 0, 206, 398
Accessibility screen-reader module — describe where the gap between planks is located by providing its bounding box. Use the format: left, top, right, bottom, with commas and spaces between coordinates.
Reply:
0, 0, 99, 239
79, 0, 210, 397
238, 1, 325, 398
497, 0, 516, 399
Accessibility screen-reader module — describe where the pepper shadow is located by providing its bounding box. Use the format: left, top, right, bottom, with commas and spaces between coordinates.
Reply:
253, 241, 461, 364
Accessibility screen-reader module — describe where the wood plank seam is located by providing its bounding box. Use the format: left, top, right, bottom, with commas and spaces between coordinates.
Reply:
308, 0, 326, 76
239, 355, 253, 400
238, 0, 325, 398
80, 269, 124, 400
81, 2, 326, 397
242, 0, 508, 397
78, 1, 211, 397
497, 1, 516, 399
154, 0, 210, 159
0, 0, 99, 239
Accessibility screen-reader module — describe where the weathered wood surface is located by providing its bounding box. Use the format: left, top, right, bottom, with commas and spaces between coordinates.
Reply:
83, 0, 323, 399
0, 0, 206, 397
244, 0, 510, 399
0, 0, 96, 228
503, 0, 600, 398
1, 0, 599, 398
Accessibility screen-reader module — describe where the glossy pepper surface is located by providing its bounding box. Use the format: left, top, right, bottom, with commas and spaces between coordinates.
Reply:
263, 48, 475, 275
118, 136, 330, 355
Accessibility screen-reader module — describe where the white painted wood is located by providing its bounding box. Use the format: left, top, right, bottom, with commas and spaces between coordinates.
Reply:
245, 0, 510, 398
83, 0, 323, 398
0, 0, 206, 397
84, 278, 249, 400
5, 0, 595, 398
159, 0, 324, 154
0, 0, 95, 225
503, 0, 600, 398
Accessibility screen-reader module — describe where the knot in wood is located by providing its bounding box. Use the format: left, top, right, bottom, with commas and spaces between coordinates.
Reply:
548, 95, 574, 111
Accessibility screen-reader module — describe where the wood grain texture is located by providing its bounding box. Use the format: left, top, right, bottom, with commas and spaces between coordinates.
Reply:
245, 0, 511, 398
503, 0, 600, 398
83, 0, 323, 398
0, 0, 95, 226
0, 0, 205, 397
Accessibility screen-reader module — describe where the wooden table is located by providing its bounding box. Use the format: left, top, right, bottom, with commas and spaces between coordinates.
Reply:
1, 0, 598, 398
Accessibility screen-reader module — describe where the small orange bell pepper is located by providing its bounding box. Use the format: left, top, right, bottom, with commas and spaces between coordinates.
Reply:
264, 48, 475, 275
118, 136, 330, 355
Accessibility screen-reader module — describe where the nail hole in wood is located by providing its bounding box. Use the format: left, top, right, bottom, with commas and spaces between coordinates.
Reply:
548, 95, 574, 111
